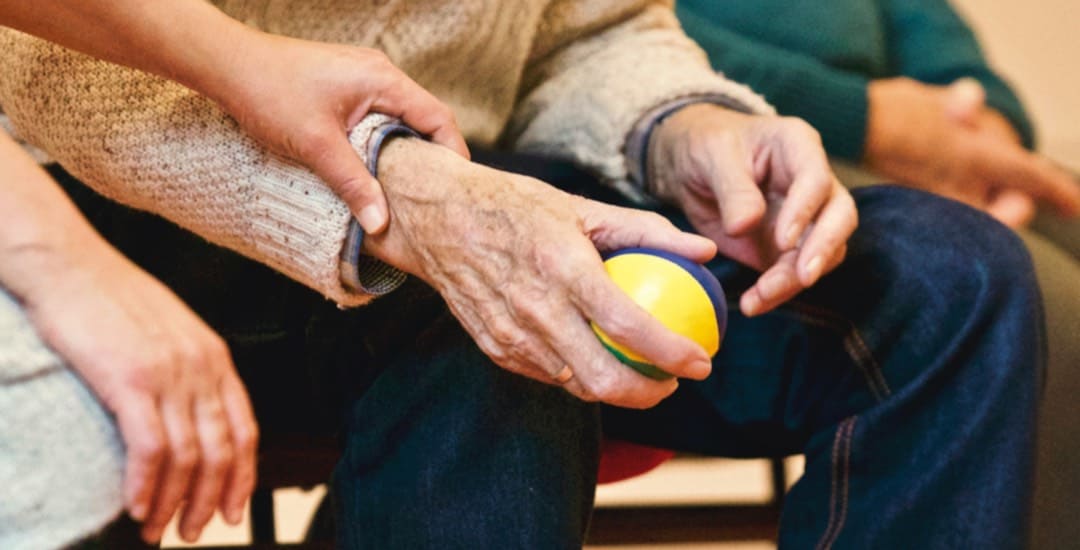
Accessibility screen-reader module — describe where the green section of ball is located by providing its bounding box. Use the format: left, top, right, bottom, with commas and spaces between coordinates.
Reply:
599, 340, 674, 381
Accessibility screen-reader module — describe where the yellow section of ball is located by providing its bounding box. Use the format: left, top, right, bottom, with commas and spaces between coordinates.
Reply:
592, 252, 721, 363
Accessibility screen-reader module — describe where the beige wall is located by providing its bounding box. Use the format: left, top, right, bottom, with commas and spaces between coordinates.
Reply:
951, 0, 1080, 169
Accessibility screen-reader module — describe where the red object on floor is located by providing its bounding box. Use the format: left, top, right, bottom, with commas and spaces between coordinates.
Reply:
597, 439, 676, 484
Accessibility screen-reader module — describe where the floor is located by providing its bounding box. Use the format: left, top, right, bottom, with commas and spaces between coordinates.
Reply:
160, 457, 804, 549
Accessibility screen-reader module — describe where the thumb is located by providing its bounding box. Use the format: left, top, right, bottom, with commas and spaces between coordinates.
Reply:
583, 201, 717, 264
944, 77, 986, 126
311, 135, 391, 234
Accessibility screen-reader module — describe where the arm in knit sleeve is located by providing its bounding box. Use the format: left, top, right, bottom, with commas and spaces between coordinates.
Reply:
504, 1, 774, 198
0, 29, 402, 307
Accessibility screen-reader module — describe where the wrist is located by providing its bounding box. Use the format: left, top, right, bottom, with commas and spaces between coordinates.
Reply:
0, 226, 117, 308
863, 78, 929, 169
375, 136, 475, 199
338, 124, 426, 296
172, 15, 267, 111
648, 104, 750, 200
863, 80, 899, 168
356, 137, 477, 274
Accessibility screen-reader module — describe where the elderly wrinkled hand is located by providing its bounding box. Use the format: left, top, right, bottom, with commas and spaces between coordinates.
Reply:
647, 104, 857, 317
362, 138, 718, 409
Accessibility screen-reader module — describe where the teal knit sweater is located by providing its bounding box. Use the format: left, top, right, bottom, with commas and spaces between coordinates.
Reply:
676, 0, 1034, 161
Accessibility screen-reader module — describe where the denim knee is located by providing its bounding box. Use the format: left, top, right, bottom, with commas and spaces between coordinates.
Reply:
851, 186, 1038, 305
803, 186, 1046, 549
843, 186, 1045, 389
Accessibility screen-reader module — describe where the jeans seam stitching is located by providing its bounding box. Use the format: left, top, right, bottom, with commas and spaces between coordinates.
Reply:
816, 416, 857, 550
780, 302, 893, 401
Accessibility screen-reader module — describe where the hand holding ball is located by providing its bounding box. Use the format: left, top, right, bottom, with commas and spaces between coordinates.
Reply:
592, 248, 727, 380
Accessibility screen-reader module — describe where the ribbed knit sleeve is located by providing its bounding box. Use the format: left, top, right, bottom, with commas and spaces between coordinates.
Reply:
505, 1, 773, 195
0, 29, 392, 308
676, 5, 871, 162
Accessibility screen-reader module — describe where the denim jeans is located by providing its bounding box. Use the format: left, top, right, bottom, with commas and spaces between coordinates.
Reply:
54, 151, 1043, 549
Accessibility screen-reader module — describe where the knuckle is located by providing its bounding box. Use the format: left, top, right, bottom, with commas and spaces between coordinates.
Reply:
582, 369, 622, 402
485, 313, 522, 348
477, 336, 510, 366
205, 445, 235, 472
505, 336, 538, 367
570, 386, 600, 403
596, 314, 642, 344
181, 342, 212, 368
782, 116, 821, 140
171, 440, 200, 470
559, 249, 602, 285
131, 435, 167, 465
234, 422, 260, 456
506, 291, 549, 326
635, 210, 674, 231
529, 242, 567, 278
204, 334, 232, 365
118, 360, 160, 391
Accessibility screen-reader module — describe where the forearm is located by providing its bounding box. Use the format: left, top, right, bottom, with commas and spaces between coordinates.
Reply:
0, 132, 114, 302
0, 0, 252, 105
0, 28, 397, 307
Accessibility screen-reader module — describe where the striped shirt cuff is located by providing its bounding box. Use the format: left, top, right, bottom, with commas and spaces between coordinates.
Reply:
625, 93, 763, 199
338, 122, 420, 296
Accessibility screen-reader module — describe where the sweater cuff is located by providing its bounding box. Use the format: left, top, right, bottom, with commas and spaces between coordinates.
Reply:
338, 123, 419, 296
625, 93, 766, 201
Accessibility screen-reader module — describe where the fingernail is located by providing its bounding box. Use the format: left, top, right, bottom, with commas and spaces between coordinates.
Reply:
804, 256, 824, 284
182, 526, 201, 543
357, 204, 387, 234
226, 506, 243, 525
692, 359, 713, 378
129, 502, 147, 521
142, 527, 163, 544
741, 292, 761, 317
784, 223, 802, 249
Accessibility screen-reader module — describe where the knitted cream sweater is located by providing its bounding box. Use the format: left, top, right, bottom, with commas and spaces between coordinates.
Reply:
0, 0, 770, 307
0, 289, 125, 550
